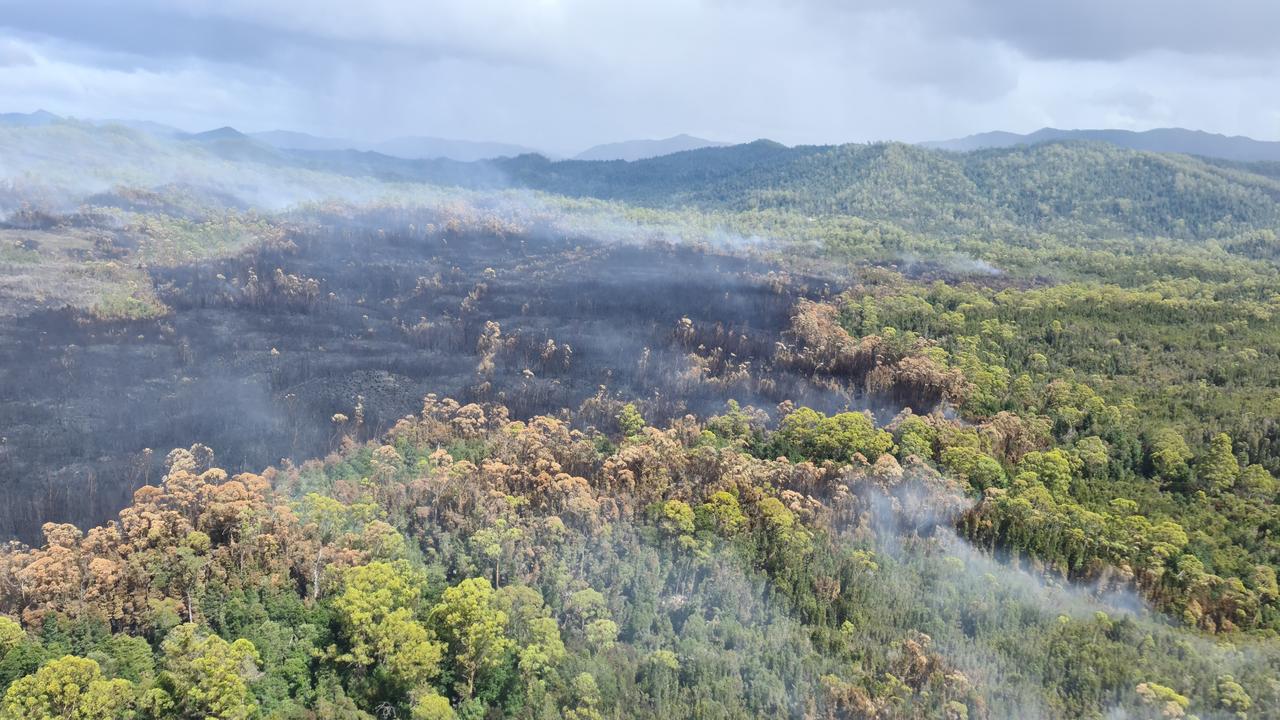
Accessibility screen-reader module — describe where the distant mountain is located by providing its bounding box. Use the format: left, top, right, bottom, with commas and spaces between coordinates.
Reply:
487, 139, 1280, 243
179, 127, 287, 165
923, 127, 1280, 163
370, 136, 539, 162
574, 134, 730, 161
185, 126, 254, 143
94, 118, 186, 137
0, 110, 61, 127
0, 112, 189, 137
0, 111, 185, 136
251, 130, 355, 153
922, 130, 1025, 153
5, 121, 1280, 246
252, 129, 539, 162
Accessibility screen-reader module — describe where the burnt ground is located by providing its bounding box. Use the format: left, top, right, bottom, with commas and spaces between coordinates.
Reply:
0, 209, 886, 542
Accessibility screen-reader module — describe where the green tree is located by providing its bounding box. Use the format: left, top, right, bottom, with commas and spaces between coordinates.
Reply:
0, 618, 24, 655
617, 404, 646, 438
564, 586, 617, 669
817, 411, 894, 461
1237, 464, 1277, 501
1196, 433, 1240, 492
332, 561, 444, 690
412, 691, 456, 720
1216, 674, 1251, 717
563, 672, 603, 720
1149, 429, 1192, 484
493, 584, 564, 698
705, 400, 762, 447
1074, 436, 1110, 477
940, 446, 1007, 491
657, 500, 695, 538
895, 415, 937, 460
91, 634, 154, 684
1135, 682, 1189, 719
774, 408, 894, 462
756, 496, 814, 566
584, 619, 618, 654
470, 516, 523, 588
0, 655, 135, 720
156, 624, 260, 720
1019, 449, 1074, 496
0, 641, 49, 691
696, 491, 747, 535
429, 578, 512, 701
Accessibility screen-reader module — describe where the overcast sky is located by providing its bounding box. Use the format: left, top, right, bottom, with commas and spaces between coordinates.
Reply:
0, 0, 1277, 155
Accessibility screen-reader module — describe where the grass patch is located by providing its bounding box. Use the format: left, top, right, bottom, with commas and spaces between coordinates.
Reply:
81, 262, 168, 320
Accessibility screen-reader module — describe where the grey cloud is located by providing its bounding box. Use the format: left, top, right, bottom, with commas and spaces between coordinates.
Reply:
955, 0, 1280, 61
0, 38, 34, 67
0, 2, 298, 67
0, 0, 570, 69
1090, 87, 1160, 117
798, 0, 1280, 61
0, 0, 1276, 149
849, 0, 1280, 62
859, 14, 1019, 102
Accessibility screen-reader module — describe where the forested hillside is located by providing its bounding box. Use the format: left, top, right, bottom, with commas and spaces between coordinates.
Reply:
496, 140, 1280, 243
7, 121, 1280, 249
1, 121, 1280, 718
2, 395, 1276, 719
922, 127, 1280, 163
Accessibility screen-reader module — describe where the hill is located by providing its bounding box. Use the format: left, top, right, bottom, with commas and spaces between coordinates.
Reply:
93, 118, 186, 137
371, 135, 540, 161
250, 129, 354, 152
923, 126, 1280, 163
252, 128, 540, 161
494, 139, 1280, 242
0, 109, 60, 127
573, 133, 730, 161
178, 126, 290, 165
4, 122, 1280, 248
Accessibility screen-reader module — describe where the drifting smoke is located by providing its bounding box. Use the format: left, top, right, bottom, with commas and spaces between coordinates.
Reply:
843, 471, 1270, 720
0, 121, 523, 215
892, 251, 1002, 278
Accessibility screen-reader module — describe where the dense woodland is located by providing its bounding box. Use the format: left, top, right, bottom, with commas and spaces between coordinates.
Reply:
1, 122, 1280, 717
0, 395, 1274, 720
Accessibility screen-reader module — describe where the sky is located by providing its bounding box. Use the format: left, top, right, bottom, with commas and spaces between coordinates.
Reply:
0, 0, 1277, 155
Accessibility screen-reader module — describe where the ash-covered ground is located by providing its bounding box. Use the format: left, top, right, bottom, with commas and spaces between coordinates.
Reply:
0, 207, 883, 541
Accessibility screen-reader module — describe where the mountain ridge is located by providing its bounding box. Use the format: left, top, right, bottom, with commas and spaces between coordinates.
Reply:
4, 121, 1280, 247
574, 133, 730, 161
251, 129, 541, 162
923, 126, 1280, 162
0, 109, 61, 127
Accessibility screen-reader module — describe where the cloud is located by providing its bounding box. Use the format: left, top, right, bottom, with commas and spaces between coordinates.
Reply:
0, 1, 1276, 150
951, 0, 1280, 61
0, 36, 299, 130
0, 38, 34, 67
851, 10, 1020, 102
0, 0, 578, 69
800, 0, 1280, 62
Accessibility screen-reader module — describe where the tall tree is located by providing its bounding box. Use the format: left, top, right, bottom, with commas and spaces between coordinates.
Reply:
429, 578, 512, 701
0, 655, 135, 720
